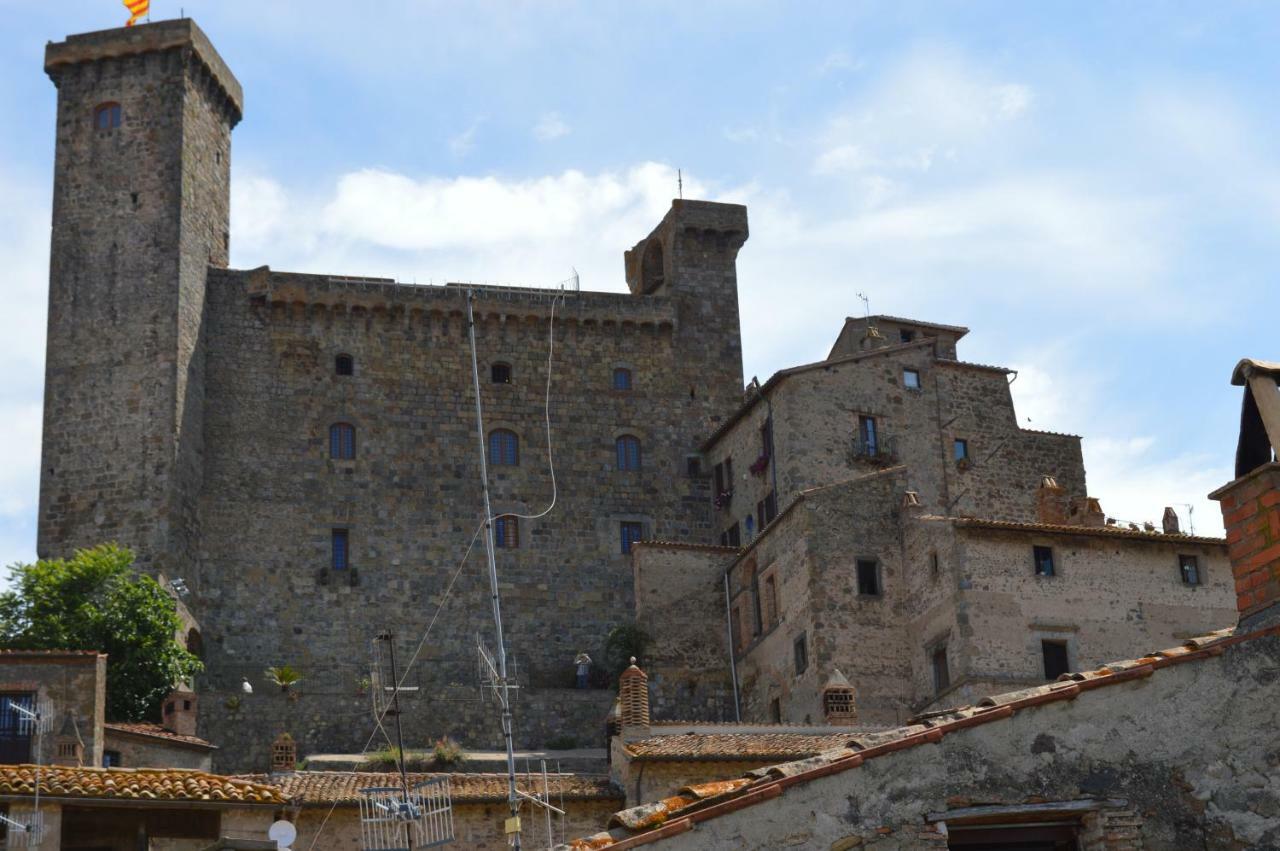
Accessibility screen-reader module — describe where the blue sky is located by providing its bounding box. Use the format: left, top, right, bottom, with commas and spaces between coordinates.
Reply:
1, 1, 1277, 568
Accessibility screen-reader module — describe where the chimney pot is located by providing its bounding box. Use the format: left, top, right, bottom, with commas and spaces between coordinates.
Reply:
1162, 507, 1181, 534
1036, 476, 1068, 525
618, 659, 651, 734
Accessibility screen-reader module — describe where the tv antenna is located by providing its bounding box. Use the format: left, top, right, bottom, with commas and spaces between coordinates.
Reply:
677, 169, 683, 199
1, 697, 54, 846
466, 290, 524, 848
1173, 503, 1196, 536
856, 291, 871, 320
358, 632, 455, 850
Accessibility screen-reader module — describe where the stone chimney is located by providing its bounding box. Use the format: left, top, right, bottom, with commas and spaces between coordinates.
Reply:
901, 491, 922, 513
161, 689, 198, 738
1069, 496, 1106, 528
860, 324, 888, 351
1209, 359, 1280, 628
1036, 476, 1068, 525
821, 669, 857, 725
1162, 507, 1181, 534
271, 732, 297, 773
618, 658, 650, 737
52, 712, 84, 766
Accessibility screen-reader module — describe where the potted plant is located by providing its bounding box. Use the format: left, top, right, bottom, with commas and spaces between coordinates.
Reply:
265, 665, 303, 693
749, 454, 769, 477
356, 675, 371, 697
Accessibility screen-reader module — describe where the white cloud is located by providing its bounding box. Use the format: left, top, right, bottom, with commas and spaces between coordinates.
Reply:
449, 120, 483, 157
232, 162, 709, 289
532, 112, 570, 141
814, 47, 1033, 179
817, 49, 864, 75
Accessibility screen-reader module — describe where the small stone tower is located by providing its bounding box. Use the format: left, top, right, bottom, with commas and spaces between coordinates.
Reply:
624, 199, 749, 427
39, 21, 242, 573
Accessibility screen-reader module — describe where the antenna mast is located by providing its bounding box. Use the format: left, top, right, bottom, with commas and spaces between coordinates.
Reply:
465, 291, 523, 849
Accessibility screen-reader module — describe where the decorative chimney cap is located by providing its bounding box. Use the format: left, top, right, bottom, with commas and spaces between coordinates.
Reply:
901, 491, 922, 510
1228, 358, 1280, 478
1039, 476, 1061, 490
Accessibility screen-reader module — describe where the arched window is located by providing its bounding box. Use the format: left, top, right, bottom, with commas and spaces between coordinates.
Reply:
492, 362, 512, 384
494, 515, 519, 549
93, 102, 122, 130
335, 354, 354, 376
186, 628, 204, 661
489, 429, 519, 466
612, 368, 633, 391
329, 423, 356, 459
616, 435, 642, 471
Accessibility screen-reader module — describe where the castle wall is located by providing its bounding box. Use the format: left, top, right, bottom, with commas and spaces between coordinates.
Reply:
0, 653, 107, 766
191, 230, 744, 765
631, 543, 738, 721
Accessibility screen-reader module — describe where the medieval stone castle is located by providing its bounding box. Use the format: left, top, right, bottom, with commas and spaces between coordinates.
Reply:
37, 19, 1235, 773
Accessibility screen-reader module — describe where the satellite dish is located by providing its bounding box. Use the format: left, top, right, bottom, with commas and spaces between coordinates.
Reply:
268, 820, 297, 849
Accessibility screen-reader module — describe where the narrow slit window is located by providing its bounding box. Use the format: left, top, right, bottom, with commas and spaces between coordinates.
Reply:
793, 633, 808, 675
491, 362, 512, 384
489, 430, 519, 466
612, 367, 633, 391
856, 559, 880, 596
1042, 640, 1070, 680
329, 423, 356, 460
616, 435, 642, 471
335, 354, 354, 376
494, 515, 519, 549
954, 438, 969, 462
331, 528, 349, 570
858, 415, 878, 456
93, 102, 122, 130
1033, 545, 1055, 577
932, 645, 950, 693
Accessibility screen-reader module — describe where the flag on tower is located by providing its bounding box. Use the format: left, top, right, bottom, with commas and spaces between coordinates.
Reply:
123, 0, 149, 27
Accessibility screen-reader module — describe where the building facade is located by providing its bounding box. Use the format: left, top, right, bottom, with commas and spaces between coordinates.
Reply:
36, 18, 1236, 773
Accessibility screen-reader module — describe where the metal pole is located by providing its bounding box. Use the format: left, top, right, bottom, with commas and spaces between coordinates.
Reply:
380, 631, 413, 850
723, 569, 741, 721
466, 291, 522, 849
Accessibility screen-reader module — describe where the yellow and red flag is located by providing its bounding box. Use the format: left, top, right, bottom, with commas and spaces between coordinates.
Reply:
123, 0, 149, 27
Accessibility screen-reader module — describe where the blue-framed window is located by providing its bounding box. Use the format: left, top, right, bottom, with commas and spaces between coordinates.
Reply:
331, 528, 349, 570
620, 521, 644, 555
329, 423, 356, 459
489, 430, 519, 466
612, 367, 632, 391
494, 515, 519, 549
94, 102, 122, 130
616, 435, 641, 471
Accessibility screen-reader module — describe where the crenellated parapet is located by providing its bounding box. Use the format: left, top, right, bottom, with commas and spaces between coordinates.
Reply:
218, 266, 679, 332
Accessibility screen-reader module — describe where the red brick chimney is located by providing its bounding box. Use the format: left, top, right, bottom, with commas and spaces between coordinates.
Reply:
1036, 476, 1068, 525
1210, 358, 1280, 626
618, 658, 651, 737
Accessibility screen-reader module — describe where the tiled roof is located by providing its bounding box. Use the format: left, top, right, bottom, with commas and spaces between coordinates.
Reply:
854, 315, 971, 335
104, 722, 216, 750
624, 732, 876, 762
934, 515, 1226, 546
933, 358, 1013, 374
238, 771, 622, 806
631, 541, 741, 555
0, 765, 284, 805
0, 649, 103, 660
567, 624, 1274, 849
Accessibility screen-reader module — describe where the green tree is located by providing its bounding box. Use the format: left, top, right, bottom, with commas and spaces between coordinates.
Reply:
603, 623, 651, 686
0, 544, 202, 721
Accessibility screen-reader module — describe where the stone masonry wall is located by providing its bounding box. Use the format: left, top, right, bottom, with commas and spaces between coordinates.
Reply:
913, 522, 1235, 713
39, 22, 238, 580
0, 654, 106, 766
703, 339, 1086, 550
644, 630, 1280, 850
631, 543, 738, 722
102, 732, 212, 770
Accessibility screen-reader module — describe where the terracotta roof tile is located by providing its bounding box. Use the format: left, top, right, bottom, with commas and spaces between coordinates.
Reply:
237, 771, 622, 806
566, 623, 1279, 850
624, 732, 872, 763
104, 722, 216, 750
0, 765, 284, 805
926, 515, 1226, 546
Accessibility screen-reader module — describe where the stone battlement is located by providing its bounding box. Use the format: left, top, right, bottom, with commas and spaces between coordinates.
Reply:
45, 18, 243, 124
217, 267, 679, 328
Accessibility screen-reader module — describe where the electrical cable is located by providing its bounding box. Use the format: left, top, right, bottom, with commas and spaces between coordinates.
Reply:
306, 290, 565, 849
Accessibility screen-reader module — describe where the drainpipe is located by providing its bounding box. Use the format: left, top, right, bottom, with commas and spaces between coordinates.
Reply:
723, 567, 742, 722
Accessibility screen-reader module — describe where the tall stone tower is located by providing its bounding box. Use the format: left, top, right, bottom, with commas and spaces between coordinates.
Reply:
39, 21, 242, 573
